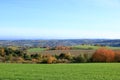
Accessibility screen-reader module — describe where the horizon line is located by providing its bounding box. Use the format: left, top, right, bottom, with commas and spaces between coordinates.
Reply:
0, 38, 120, 40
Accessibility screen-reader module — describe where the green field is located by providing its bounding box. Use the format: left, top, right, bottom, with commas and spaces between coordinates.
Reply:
0, 63, 120, 80
72, 45, 100, 50
72, 45, 120, 50
27, 48, 46, 53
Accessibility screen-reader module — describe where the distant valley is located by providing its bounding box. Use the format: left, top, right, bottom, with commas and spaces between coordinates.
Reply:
0, 39, 120, 47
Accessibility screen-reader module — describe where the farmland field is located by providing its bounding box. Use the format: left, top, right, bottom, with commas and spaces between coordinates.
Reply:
27, 45, 120, 55
27, 48, 46, 53
71, 45, 120, 50
0, 63, 120, 80
39, 50, 95, 56
71, 45, 101, 50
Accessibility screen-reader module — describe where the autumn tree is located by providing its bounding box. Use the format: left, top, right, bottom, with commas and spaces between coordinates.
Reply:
114, 50, 120, 62
92, 48, 115, 62
0, 48, 5, 57
47, 56, 56, 64
41, 54, 56, 64
59, 52, 72, 60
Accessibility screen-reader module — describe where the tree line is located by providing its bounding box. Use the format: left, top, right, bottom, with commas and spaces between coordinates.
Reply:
0, 47, 120, 63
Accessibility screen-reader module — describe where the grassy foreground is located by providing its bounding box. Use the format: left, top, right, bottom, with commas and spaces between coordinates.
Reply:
0, 63, 120, 80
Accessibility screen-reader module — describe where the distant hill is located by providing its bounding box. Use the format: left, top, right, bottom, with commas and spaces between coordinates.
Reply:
0, 39, 120, 47
96, 40, 120, 47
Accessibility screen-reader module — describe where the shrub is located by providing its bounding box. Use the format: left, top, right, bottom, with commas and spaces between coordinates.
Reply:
56, 59, 70, 63
73, 54, 86, 63
83, 53, 92, 62
12, 57, 24, 63
92, 48, 115, 62
41, 54, 56, 64
114, 51, 120, 62
59, 52, 72, 60
41, 58, 48, 63
23, 54, 31, 60
0, 56, 5, 62
31, 54, 39, 59
0, 48, 5, 57
32, 59, 39, 63
5, 54, 13, 62
47, 56, 56, 64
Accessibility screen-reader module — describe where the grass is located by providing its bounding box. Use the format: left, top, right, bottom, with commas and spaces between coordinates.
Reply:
108, 46, 120, 50
72, 45, 120, 50
27, 48, 46, 53
72, 45, 100, 50
0, 63, 120, 80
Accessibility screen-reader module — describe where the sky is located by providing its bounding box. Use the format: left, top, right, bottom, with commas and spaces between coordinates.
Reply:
0, 0, 120, 40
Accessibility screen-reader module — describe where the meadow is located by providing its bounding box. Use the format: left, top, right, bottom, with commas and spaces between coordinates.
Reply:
71, 45, 120, 50
27, 48, 46, 53
0, 63, 120, 80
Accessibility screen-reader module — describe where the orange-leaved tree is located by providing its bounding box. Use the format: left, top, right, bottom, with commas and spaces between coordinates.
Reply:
114, 50, 120, 62
92, 47, 115, 62
47, 56, 56, 64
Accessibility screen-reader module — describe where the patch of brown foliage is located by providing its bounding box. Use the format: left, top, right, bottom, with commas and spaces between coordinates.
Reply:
47, 56, 56, 64
0, 48, 5, 56
114, 50, 120, 62
55, 46, 71, 50
12, 57, 24, 63
92, 48, 115, 62
42, 54, 56, 64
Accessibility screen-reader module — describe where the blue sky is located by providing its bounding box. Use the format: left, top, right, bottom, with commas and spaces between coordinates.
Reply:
0, 0, 120, 39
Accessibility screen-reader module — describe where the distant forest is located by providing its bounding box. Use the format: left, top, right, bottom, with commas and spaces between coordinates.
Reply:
0, 39, 120, 47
